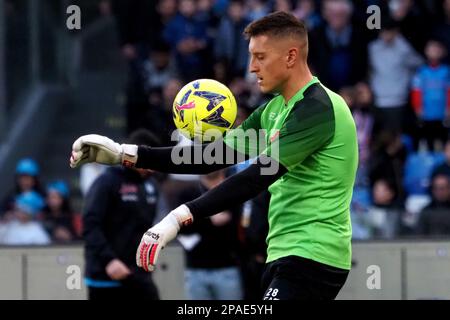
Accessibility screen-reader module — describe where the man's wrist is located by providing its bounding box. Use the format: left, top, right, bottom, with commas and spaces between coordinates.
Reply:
121, 144, 138, 168
171, 204, 194, 228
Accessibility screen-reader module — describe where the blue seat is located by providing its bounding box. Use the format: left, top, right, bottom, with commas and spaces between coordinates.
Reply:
403, 152, 445, 195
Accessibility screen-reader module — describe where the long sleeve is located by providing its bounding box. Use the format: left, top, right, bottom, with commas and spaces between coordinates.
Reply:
82, 174, 117, 265
186, 155, 287, 219
135, 139, 250, 174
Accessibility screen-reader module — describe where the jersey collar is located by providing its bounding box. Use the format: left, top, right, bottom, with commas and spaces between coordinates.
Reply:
285, 76, 320, 107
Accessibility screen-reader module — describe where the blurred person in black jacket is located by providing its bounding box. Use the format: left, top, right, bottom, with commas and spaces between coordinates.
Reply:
431, 138, 450, 180
308, 0, 368, 92
175, 169, 243, 300
83, 129, 163, 300
417, 174, 450, 236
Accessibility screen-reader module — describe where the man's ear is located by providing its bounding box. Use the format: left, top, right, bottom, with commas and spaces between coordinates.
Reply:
286, 47, 298, 68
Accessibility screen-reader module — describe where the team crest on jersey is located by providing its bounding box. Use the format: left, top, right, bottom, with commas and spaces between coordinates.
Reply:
269, 112, 277, 121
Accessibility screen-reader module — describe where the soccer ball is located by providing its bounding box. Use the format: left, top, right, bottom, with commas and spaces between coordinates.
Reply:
172, 79, 237, 142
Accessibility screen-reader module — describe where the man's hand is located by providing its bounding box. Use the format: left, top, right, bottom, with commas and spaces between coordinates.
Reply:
136, 205, 193, 272
106, 259, 132, 280
69, 134, 138, 168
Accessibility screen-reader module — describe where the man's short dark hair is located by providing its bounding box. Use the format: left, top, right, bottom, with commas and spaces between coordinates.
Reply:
243, 11, 308, 57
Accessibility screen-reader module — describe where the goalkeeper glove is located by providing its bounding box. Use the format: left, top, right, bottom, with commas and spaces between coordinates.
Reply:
136, 204, 193, 272
69, 134, 138, 168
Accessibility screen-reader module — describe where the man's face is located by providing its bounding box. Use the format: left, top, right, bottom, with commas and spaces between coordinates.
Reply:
323, 0, 351, 31
380, 29, 397, 43
47, 190, 63, 211
248, 35, 289, 95
179, 0, 196, 18
17, 175, 35, 192
228, 2, 244, 22
432, 176, 450, 203
425, 41, 446, 63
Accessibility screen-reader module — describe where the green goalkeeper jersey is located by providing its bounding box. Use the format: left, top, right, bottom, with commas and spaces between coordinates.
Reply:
224, 77, 358, 270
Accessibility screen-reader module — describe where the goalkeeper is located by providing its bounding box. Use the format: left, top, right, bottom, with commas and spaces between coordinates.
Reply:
70, 12, 358, 300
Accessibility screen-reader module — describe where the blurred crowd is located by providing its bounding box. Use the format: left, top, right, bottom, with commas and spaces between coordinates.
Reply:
1, 0, 450, 299
0, 158, 82, 245
108, 0, 450, 241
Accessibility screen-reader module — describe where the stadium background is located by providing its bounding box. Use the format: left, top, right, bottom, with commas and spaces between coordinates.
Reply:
0, 0, 450, 300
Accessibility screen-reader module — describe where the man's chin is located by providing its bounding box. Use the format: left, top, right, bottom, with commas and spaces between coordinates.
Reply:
259, 85, 271, 94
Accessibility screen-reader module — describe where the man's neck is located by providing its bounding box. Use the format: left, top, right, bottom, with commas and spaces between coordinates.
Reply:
282, 67, 314, 104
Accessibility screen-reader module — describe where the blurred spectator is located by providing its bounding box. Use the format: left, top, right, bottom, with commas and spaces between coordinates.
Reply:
388, 0, 431, 53
0, 191, 50, 245
176, 169, 243, 300
339, 86, 355, 108
245, 0, 270, 21
229, 77, 253, 110
403, 145, 446, 196
197, 0, 222, 73
111, 0, 156, 61
309, 0, 368, 91
273, 0, 293, 12
369, 17, 423, 135
292, 0, 322, 30
348, 79, 377, 234
367, 178, 404, 239
1, 158, 44, 216
369, 130, 408, 201
163, 0, 212, 81
197, 0, 222, 35
343, 83, 375, 188
214, 0, 251, 79
145, 78, 183, 146
41, 180, 79, 243
238, 190, 270, 300
432, 138, 450, 179
141, 41, 178, 93
411, 39, 450, 151
212, 0, 231, 16
79, 163, 108, 197
432, 0, 450, 64
353, 83, 375, 177
417, 174, 450, 235
158, 0, 179, 30
83, 129, 162, 300
150, 0, 179, 47
98, 0, 112, 17
350, 185, 372, 240
114, 0, 176, 134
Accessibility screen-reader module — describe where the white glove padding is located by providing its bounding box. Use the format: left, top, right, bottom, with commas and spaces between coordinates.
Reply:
69, 134, 138, 168
136, 204, 193, 272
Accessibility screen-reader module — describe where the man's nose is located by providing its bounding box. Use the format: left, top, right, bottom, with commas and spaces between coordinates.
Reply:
249, 58, 258, 73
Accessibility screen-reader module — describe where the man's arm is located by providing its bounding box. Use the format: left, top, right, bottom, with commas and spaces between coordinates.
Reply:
70, 102, 268, 172
136, 154, 287, 271
134, 140, 250, 174
186, 155, 286, 219
69, 133, 244, 173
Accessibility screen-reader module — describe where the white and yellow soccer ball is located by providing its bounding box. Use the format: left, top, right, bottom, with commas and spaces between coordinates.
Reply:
172, 79, 237, 142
